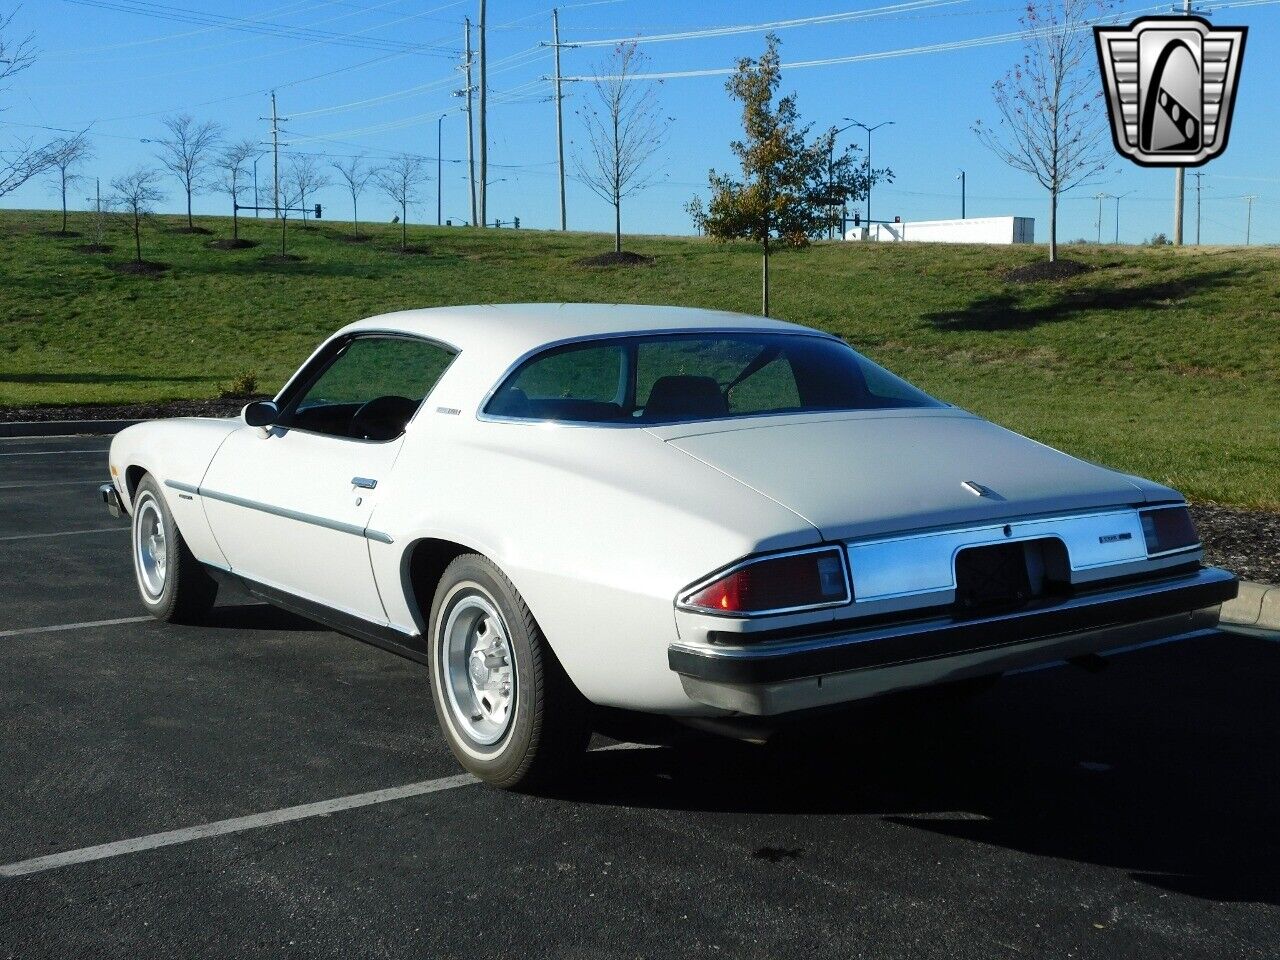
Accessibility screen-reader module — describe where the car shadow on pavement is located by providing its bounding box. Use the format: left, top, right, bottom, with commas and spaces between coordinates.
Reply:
563, 630, 1280, 906
203, 603, 320, 632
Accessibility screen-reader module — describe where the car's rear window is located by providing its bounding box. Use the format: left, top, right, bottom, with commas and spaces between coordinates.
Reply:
484, 332, 942, 424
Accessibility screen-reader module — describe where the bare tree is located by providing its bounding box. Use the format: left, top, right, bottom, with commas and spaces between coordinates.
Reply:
215, 138, 258, 241
155, 113, 222, 230
0, 8, 53, 199
973, 0, 1110, 262
46, 134, 92, 234
286, 152, 329, 226
110, 167, 165, 262
375, 154, 429, 251
572, 42, 669, 254
276, 176, 302, 256
330, 154, 375, 237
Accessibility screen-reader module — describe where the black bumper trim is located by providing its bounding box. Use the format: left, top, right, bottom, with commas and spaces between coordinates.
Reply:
668, 567, 1237, 685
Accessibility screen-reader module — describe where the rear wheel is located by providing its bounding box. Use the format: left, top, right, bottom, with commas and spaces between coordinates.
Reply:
130, 474, 218, 623
428, 554, 590, 789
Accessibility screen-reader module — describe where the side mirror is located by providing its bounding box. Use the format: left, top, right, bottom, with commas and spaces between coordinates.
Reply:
243, 400, 279, 428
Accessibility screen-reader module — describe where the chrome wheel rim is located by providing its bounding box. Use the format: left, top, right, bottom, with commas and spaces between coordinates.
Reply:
133, 493, 168, 599
440, 592, 516, 747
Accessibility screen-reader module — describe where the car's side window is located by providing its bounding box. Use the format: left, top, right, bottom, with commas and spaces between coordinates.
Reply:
283, 335, 455, 441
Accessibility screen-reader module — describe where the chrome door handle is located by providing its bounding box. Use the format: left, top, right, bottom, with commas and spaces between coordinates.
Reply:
351, 477, 377, 489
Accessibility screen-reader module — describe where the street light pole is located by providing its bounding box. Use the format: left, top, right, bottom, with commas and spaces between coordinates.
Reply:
957, 170, 965, 219
827, 120, 859, 239
1094, 193, 1107, 244
847, 119, 893, 227
1112, 190, 1133, 244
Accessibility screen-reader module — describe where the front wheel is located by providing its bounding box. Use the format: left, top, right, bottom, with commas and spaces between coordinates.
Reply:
130, 474, 218, 623
428, 554, 590, 789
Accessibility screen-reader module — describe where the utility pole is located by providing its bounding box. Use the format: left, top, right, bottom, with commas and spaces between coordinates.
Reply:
1113, 190, 1133, 244
478, 0, 487, 228
552, 8, 567, 231
1192, 171, 1204, 244
252, 155, 260, 217
1244, 194, 1256, 245
1172, 0, 1196, 245
1094, 192, 1106, 243
957, 169, 965, 219
437, 114, 444, 226
461, 18, 477, 227
260, 91, 288, 219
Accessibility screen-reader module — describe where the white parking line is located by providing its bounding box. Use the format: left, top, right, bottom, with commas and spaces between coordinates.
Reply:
0, 742, 653, 878
0, 527, 127, 542
0, 616, 153, 639
0, 480, 102, 490
0, 774, 481, 878
0, 449, 109, 457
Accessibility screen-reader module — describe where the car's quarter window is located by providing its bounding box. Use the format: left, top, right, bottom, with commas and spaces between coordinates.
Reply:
282, 335, 456, 440
484, 332, 941, 424
486, 343, 626, 421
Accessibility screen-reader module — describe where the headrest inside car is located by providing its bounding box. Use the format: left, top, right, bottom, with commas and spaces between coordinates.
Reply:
643, 375, 728, 421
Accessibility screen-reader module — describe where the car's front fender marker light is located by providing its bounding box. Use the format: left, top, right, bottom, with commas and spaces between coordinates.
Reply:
680, 548, 851, 616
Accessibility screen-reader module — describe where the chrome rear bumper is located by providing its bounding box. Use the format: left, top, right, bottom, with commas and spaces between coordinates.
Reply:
669, 566, 1237, 715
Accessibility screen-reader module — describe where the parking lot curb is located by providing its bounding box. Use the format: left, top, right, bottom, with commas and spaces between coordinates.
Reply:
1220, 580, 1280, 630
0, 420, 141, 438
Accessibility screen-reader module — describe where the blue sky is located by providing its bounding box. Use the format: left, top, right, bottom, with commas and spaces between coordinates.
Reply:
2, 0, 1277, 243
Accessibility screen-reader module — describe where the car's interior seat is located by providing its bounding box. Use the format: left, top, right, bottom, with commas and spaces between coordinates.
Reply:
642, 375, 729, 422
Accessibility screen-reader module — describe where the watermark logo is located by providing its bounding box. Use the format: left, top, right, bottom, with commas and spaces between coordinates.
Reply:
1095, 16, 1246, 167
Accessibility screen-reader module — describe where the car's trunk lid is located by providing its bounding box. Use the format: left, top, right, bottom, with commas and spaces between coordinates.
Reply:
653, 409, 1151, 541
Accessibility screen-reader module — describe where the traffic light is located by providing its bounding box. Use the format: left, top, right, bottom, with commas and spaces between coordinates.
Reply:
513, 217, 520, 229
314, 204, 322, 220
853, 213, 860, 226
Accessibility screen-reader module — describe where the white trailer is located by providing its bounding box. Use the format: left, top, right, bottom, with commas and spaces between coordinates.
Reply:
846, 216, 1034, 244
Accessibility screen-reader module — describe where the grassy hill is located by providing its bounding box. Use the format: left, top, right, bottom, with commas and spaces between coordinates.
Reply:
1, 209, 1276, 510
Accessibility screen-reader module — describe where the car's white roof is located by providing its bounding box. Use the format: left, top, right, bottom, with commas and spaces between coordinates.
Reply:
343, 303, 827, 361
336, 303, 836, 416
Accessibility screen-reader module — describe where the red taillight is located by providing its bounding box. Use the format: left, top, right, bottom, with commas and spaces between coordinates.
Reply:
682, 549, 850, 615
1140, 506, 1200, 555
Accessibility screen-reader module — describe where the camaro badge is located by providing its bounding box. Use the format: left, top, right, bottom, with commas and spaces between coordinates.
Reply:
1094, 16, 1246, 167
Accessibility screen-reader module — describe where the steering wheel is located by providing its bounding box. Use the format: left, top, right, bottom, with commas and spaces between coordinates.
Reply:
350, 395, 419, 441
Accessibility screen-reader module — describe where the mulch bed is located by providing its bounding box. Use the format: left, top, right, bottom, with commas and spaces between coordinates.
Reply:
260, 253, 304, 264
169, 226, 213, 235
72, 243, 113, 254
1191, 504, 1280, 586
208, 238, 259, 250
109, 260, 171, 276
396, 243, 433, 255
1002, 258, 1093, 283
340, 233, 372, 243
575, 251, 656, 268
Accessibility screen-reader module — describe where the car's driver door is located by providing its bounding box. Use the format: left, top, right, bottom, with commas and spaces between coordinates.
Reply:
201, 333, 455, 624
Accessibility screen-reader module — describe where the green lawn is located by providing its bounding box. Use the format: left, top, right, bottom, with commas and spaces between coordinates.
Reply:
1, 209, 1276, 509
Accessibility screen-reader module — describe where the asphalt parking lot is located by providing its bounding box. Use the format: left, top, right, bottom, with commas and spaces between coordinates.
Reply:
2, 434, 1278, 959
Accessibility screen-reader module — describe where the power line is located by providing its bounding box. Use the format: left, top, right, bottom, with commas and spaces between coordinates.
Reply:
60, 0, 458, 56
571, 0, 971, 47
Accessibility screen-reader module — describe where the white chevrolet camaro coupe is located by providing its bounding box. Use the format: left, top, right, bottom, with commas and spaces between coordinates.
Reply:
101, 304, 1236, 787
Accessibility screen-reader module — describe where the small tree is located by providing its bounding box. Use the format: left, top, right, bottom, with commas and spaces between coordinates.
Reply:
330, 154, 374, 236
696, 35, 876, 316
45, 134, 92, 234
0, 9, 53, 199
684, 196, 706, 236
375, 154, 428, 250
155, 113, 222, 230
276, 177, 302, 256
973, 0, 1110, 262
110, 167, 165, 262
215, 138, 257, 241
573, 42, 668, 254
286, 153, 329, 226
